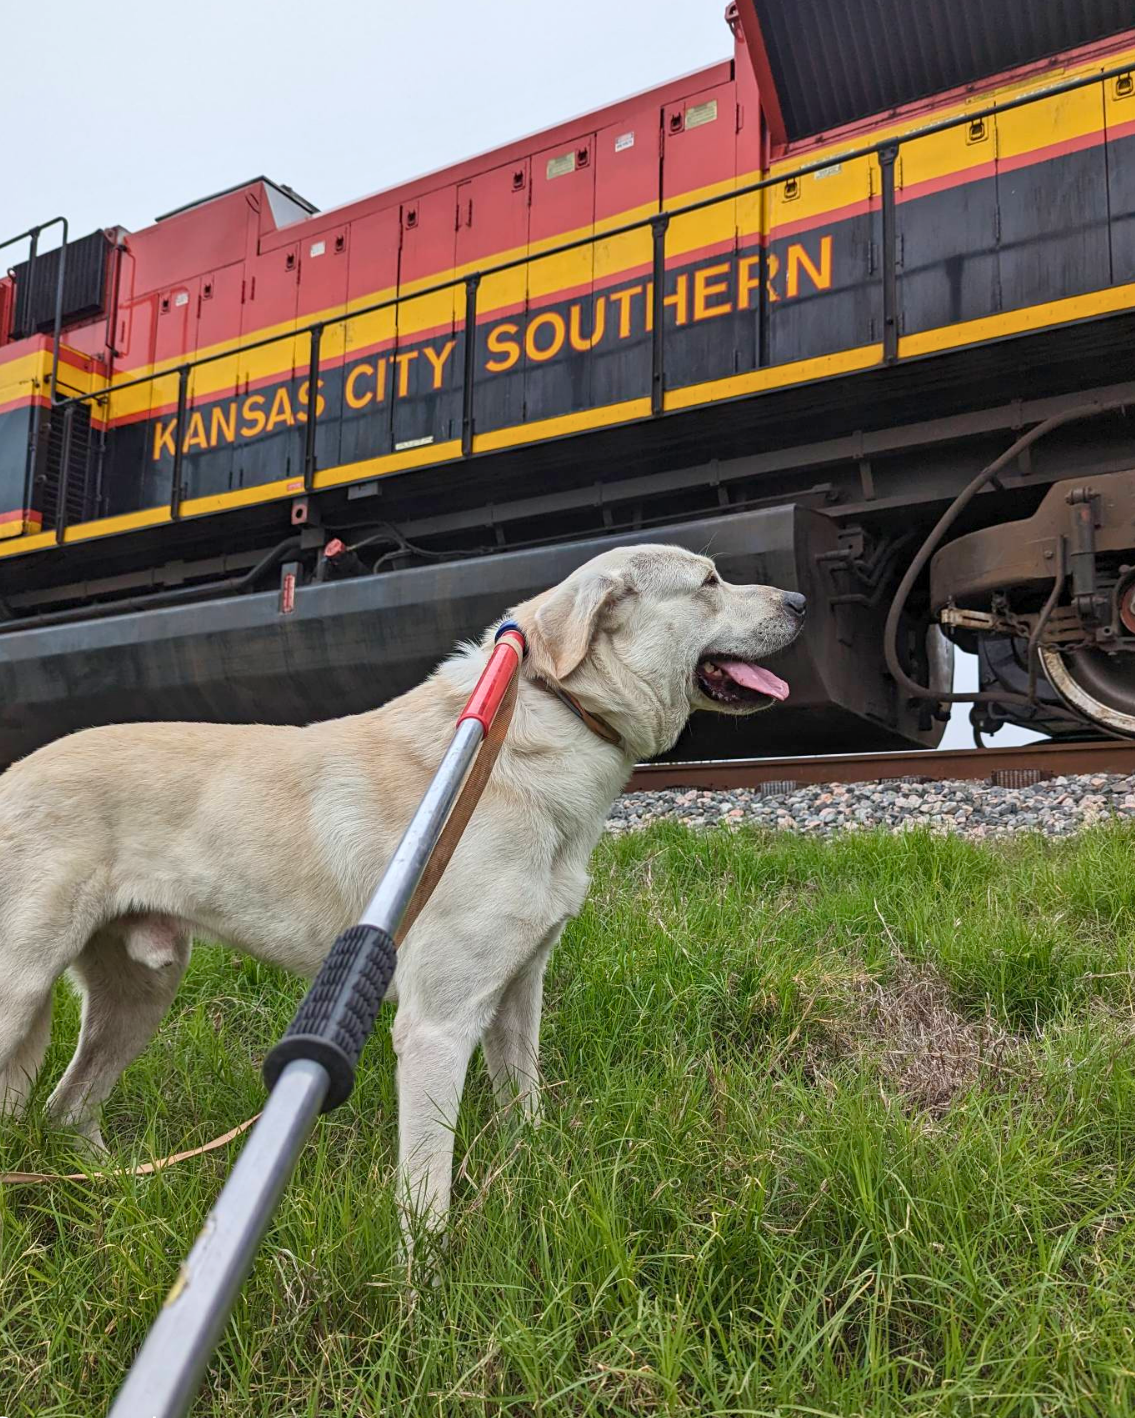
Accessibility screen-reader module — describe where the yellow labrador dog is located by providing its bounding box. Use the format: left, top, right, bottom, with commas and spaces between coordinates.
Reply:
0, 543, 804, 1226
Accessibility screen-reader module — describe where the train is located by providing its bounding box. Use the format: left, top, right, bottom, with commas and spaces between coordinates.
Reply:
3, 0, 1135, 765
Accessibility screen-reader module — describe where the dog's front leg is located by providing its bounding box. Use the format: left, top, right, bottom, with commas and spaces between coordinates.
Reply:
392, 1007, 479, 1242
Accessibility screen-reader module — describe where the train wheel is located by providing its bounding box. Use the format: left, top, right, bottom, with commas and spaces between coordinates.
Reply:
1038, 645, 1135, 736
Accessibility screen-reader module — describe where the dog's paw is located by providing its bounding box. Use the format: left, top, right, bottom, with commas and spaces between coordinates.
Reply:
67, 1120, 109, 1163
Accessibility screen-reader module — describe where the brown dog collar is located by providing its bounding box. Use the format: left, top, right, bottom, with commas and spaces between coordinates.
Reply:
531, 676, 623, 748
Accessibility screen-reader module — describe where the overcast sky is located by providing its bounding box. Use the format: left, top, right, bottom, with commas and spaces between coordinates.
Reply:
3, 0, 1037, 751
4, 0, 732, 238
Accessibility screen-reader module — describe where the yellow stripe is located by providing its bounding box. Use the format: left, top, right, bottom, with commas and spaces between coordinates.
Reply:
182, 475, 306, 518
472, 398, 652, 454
663, 343, 883, 411
313, 439, 463, 490
0, 346, 102, 405
1, 530, 55, 556
898, 281, 1135, 358
62, 506, 171, 544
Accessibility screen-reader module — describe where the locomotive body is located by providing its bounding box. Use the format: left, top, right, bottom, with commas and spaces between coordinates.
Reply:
4, 1, 1135, 762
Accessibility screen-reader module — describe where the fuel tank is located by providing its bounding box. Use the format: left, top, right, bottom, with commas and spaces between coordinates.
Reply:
0, 505, 945, 767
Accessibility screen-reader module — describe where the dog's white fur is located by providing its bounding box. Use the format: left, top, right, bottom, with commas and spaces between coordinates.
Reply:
0, 543, 801, 1230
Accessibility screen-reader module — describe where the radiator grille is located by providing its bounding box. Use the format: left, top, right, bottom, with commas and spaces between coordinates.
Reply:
9, 231, 111, 340
38, 404, 96, 530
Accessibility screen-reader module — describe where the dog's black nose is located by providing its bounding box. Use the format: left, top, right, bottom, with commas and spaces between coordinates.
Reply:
783, 591, 807, 617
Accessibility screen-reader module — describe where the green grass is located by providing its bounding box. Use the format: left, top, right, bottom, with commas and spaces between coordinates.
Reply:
6, 822, 1135, 1416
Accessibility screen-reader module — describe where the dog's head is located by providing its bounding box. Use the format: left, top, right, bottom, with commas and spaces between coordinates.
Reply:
513, 544, 805, 757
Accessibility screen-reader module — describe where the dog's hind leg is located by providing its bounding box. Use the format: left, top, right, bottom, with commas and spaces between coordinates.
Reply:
0, 897, 88, 1116
0, 988, 54, 1118
47, 917, 189, 1152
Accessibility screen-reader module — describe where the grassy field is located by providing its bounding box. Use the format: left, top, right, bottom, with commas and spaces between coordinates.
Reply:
5, 823, 1135, 1416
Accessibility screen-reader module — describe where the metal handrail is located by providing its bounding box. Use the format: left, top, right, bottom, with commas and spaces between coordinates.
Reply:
1, 216, 69, 405
3, 217, 69, 509
21, 55, 1135, 516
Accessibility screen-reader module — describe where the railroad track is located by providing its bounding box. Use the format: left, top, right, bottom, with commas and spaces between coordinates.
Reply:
627, 740, 1135, 793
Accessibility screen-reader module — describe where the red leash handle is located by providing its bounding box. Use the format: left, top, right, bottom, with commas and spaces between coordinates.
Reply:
457, 627, 526, 732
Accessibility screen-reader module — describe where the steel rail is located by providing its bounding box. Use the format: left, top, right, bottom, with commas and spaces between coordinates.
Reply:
626, 739, 1135, 792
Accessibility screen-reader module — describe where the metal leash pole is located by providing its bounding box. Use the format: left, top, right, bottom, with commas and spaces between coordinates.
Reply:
108, 624, 527, 1418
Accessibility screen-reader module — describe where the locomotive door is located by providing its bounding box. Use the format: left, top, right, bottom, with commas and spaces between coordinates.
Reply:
394, 186, 461, 453
766, 147, 876, 365
237, 237, 301, 490
525, 133, 597, 423
297, 222, 349, 474
997, 80, 1110, 312
342, 205, 400, 464
895, 109, 1000, 336
592, 107, 661, 408
1106, 68, 1135, 285
661, 80, 741, 392
108, 260, 156, 516
455, 158, 530, 438
182, 263, 246, 501
141, 275, 201, 510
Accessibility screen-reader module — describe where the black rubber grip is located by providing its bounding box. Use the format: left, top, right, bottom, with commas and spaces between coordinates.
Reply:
262, 923, 398, 1111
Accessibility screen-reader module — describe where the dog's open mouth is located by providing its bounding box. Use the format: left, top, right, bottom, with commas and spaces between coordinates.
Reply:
695, 656, 790, 707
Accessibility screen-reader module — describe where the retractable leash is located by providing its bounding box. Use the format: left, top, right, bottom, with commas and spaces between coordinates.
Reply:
108, 623, 527, 1418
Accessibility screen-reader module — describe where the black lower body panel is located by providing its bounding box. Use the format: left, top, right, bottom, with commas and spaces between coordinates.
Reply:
0, 505, 941, 769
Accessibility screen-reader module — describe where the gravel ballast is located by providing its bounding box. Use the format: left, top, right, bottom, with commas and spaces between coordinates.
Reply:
607, 772, 1135, 837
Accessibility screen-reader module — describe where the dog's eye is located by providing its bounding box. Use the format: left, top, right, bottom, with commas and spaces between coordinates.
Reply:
702, 571, 719, 588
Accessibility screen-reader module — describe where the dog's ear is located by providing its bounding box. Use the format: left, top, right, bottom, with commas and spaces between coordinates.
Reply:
526, 568, 626, 681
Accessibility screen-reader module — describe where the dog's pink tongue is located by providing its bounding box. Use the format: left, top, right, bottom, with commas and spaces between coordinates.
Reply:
717, 660, 790, 701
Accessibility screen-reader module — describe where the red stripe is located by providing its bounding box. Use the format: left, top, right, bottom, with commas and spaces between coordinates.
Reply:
997, 125, 1107, 176
664, 233, 736, 270
1110, 114, 1135, 145
0, 392, 51, 416
770, 197, 873, 239
898, 158, 998, 205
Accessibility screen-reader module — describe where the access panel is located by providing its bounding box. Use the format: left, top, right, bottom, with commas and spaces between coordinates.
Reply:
341, 204, 401, 467
1106, 69, 1135, 284
138, 276, 201, 512
590, 107, 660, 409
766, 151, 879, 365
296, 222, 350, 476
896, 114, 1000, 335
661, 81, 743, 392
458, 159, 530, 437
234, 239, 303, 492
996, 81, 1111, 314
180, 261, 246, 502
394, 187, 461, 453
525, 134, 597, 424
